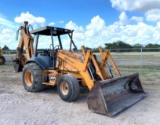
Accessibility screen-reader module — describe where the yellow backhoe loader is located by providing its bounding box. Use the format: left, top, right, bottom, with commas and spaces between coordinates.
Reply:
13, 21, 146, 116
0, 47, 6, 65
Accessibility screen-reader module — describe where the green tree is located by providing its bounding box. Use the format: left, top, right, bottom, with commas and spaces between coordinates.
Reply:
144, 43, 160, 52
2, 45, 10, 51
133, 43, 143, 48
105, 40, 132, 49
105, 43, 112, 49
85, 47, 92, 50
145, 43, 160, 48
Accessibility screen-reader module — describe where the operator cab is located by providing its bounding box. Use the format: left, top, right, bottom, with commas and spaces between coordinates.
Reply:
30, 26, 77, 55
30, 26, 77, 69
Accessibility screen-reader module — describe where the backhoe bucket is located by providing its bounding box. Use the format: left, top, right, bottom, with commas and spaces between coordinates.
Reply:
87, 73, 146, 116
12, 59, 23, 72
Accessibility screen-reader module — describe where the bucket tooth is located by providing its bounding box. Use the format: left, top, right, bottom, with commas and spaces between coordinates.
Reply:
87, 73, 146, 116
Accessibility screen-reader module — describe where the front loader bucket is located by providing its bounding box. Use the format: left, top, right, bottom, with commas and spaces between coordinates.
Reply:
12, 59, 23, 72
87, 73, 146, 116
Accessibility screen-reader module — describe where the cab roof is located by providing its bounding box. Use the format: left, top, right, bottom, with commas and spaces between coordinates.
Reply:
30, 26, 73, 36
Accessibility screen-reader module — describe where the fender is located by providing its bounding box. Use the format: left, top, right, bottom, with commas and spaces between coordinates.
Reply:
26, 56, 48, 70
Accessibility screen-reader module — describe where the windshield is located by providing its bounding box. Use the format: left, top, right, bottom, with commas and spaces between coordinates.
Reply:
35, 31, 77, 54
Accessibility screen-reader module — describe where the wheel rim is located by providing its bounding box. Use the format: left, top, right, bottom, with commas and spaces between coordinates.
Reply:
0, 58, 2, 63
60, 82, 69, 95
24, 70, 33, 86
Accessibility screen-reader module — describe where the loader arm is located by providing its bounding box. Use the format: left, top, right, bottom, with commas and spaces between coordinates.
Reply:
98, 46, 121, 77
82, 46, 120, 80
57, 50, 95, 90
13, 21, 34, 72
57, 46, 122, 90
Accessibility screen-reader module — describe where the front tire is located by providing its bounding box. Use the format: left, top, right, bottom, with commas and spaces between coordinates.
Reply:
57, 74, 80, 102
22, 62, 45, 92
0, 56, 5, 65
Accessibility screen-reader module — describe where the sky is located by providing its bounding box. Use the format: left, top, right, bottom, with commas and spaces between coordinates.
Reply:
0, 0, 160, 49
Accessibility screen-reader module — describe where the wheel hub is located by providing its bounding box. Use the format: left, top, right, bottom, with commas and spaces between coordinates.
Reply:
24, 70, 33, 86
60, 82, 69, 95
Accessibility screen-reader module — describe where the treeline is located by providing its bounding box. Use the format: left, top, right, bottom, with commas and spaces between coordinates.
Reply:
105, 40, 160, 49
104, 41, 160, 52
1, 40, 160, 52
84, 41, 160, 52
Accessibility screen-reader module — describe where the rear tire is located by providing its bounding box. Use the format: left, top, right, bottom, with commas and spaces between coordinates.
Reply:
22, 62, 45, 92
0, 56, 5, 65
57, 74, 80, 102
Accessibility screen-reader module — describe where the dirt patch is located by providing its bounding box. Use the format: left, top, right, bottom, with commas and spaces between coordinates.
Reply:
0, 62, 160, 125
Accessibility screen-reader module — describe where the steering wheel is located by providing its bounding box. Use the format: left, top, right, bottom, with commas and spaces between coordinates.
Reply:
54, 45, 60, 50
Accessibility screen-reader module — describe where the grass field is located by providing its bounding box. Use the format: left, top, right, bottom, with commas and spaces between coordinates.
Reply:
96, 52, 160, 70
94, 51, 160, 79
95, 51, 160, 58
